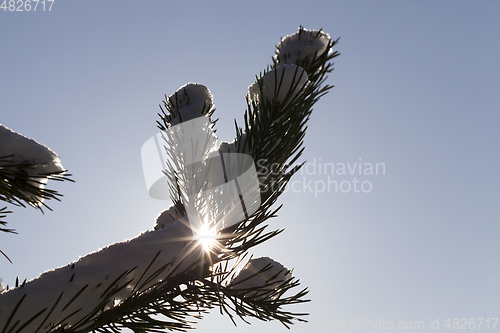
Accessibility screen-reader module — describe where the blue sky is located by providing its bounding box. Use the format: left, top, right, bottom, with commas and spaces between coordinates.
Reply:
1, 1, 499, 332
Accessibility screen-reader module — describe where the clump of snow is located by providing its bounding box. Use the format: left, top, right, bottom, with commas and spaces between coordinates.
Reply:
0, 219, 202, 332
0, 124, 64, 175
228, 256, 292, 300
0, 124, 65, 204
248, 64, 309, 106
275, 27, 331, 66
218, 141, 237, 154
154, 205, 182, 230
167, 83, 214, 126
218, 133, 250, 154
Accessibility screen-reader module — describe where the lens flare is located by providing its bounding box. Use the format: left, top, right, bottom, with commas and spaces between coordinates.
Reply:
196, 225, 217, 252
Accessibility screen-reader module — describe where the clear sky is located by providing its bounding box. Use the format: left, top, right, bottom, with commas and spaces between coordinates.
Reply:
1, 1, 499, 332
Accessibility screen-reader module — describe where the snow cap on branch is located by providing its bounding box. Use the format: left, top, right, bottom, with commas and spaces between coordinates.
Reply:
0, 124, 65, 205
275, 26, 331, 66
0, 124, 64, 175
248, 64, 309, 106
218, 133, 250, 154
218, 141, 237, 154
229, 256, 292, 300
167, 83, 214, 126
154, 205, 182, 230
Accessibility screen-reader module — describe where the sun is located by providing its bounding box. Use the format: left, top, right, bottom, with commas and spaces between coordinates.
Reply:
195, 224, 218, 252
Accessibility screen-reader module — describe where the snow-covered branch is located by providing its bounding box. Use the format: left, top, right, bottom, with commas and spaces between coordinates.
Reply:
0, 26, 338, 332
0, 124, 72, 233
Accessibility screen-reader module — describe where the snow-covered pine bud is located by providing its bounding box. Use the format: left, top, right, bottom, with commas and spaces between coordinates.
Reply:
0, 124, 64, 175
275, 26, 331, 68
248, 64, 309, 106
228, 256, 293, 300
0, 124, 65, 205
167, 83, 214, 126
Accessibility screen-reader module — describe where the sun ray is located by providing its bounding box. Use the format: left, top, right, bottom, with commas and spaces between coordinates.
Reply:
195, 224, 218, 252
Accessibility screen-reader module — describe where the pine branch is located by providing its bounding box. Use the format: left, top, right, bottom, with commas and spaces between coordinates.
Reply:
0, 206, 15, 234
0, 26, 338, 333
0, 155, 73, 234
0, 155, 73, 208
224, 28, 340, 255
